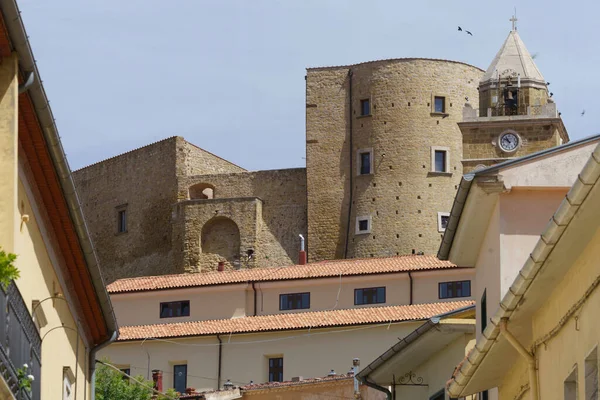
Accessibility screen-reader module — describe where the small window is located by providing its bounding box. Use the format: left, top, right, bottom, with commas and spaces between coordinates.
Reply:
63, 367, 75, 400
355, 287, 386, 305
434, 150, 447, 172
355, 216, 371, 235
438, 212, 450, 232
360, 99, 370, 116
439, 281, 471, 299
279, 293, 310, 310
120, 368, 130, 382
565, 366, 578, 400
357, 150, 372, 175
173, 364, 187, 394
269, 357, 283, 382
585, 348, 598, 400
160, 301, 190, 318
117, 208, 127, 233
434, 96, 445, 113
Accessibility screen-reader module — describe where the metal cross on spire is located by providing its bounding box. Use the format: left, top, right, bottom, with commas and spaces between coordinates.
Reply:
510, 13, 518, 31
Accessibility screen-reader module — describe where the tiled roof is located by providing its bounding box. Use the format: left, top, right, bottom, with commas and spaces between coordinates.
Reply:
117, 301, 473, 341
241, 373, 354, 391
108, 255, 461, 294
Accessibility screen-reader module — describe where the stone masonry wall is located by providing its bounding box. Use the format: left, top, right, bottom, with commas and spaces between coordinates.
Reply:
174, 168, 307, 272
306, 59, 484, 261
74, 137, 254, 282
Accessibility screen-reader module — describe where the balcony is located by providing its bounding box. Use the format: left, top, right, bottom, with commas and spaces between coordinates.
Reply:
0, 283, 41, 400
462, 102, 559, 122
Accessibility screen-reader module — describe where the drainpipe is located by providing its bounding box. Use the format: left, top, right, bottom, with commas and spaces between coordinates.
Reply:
357, 376, 392, 400
408, 272, 413, 305
251, 282, 257, 316
18, 71, 34, 94
499, 319, 538, 400
217, 334, 223, 390
343, 68, 354, 259
90, 331, 118, 400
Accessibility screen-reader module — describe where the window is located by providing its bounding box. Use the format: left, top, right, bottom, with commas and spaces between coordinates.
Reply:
117, 207, 127, 233
481, 391, 489, 400
173, 364, 187, 394
279, 293, 310, 310
63, 367, 75, 400
360, 99, 370, 116
120, 368, 131, 382
355, 287, 386, 305
355, 216, 371, 235
586, 348, 598, 400
357, 149, 373, 175
481, 289, 487, 333
434, 96, 445, 113
160, 301, 190, 318
565, 366, 578, 400
269, 357, 283, 382
438, 212, 450, 232
439, 281, 471, 299
435, 150, 447, 172
430, 389, 445, 400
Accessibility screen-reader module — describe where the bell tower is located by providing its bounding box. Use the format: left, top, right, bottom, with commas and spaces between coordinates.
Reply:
460, 16, 569, 173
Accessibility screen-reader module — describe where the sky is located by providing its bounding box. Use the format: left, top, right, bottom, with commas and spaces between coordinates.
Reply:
18, 0, 600, 171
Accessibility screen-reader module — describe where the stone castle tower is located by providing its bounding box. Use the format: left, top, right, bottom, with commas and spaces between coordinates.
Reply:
73, 23, 568, 282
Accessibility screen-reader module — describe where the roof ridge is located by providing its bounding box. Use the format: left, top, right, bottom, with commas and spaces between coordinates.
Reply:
307, 57, 484, 72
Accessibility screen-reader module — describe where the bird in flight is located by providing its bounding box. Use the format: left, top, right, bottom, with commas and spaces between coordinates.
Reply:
466, 30, 473, 36
581, 110, 586, 117
458, 26, 463, 31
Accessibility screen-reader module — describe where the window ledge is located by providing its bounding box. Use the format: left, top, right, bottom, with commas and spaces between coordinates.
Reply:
356, 172, 373, 177
115, 231, 128, 236
357, 114, 372, 119
428, 171, 453, 177
430, 112, 449, 117
355, 231, 371, 235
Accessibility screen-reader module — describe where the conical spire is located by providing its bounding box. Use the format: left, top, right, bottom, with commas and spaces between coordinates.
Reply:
481, 30, 545, 85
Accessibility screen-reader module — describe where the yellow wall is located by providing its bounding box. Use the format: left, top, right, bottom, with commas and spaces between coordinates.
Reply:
101, 322, 422, 393
14, 166, 92, 399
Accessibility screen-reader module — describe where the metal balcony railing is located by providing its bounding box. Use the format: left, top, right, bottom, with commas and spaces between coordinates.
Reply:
0, 283, 41, 400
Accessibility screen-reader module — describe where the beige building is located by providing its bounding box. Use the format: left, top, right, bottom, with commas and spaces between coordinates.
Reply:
446, 142, 600, 399
0, 0, 117, 399
437, 132, 600, 400
100, 255, 475, 393
72, 24, 564, 282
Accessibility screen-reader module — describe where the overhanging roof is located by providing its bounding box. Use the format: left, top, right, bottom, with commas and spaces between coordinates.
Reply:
438, 133, 600, 264
447, 143, 600, 396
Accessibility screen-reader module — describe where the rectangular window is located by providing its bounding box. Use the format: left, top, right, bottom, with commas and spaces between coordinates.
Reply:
355, 216, 371, 235
120, 368, 130, 382
434, 96, 445, 113
359, 152, 371, 175
279, 293, 310, 310
360, 99, 370, 116
173, 364, 187, 394
565, 366, 578, 400
434, 150, 447, 172
269, 357, 283, 382
354, 287, 386, 305
160, 301, 190, 318
438, 212, 450, 232
439, 281, 471, 299
117, 209, 127, 233
586, 348, 598, 400
481, 289, 487, 333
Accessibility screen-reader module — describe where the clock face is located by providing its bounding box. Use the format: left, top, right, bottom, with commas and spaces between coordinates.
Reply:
499, 132, 519, 152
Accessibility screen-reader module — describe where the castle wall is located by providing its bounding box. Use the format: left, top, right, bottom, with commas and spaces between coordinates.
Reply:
175, 168, 307, 272
73, 136, 251, 283
306, 59, 483, 261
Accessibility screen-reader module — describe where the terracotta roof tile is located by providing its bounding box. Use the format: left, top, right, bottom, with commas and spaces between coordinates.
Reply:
240, 373, 354, 391
117, 300, 473, 341
108, 255, 461, 294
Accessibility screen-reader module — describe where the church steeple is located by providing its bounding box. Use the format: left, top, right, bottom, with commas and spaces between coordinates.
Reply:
478, 19, 549, 116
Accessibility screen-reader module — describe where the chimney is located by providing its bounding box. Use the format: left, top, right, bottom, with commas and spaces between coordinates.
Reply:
152, 370, 163, 392
217, 261, 225, 272
298, 234, 307, 265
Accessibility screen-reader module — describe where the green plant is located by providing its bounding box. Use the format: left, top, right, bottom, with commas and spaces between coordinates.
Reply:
16, 363, 34, 393
95, 360, 179, 400
0, 247, 19, 289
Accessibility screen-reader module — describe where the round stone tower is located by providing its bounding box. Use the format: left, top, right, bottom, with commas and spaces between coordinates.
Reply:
306, 58, 484, 261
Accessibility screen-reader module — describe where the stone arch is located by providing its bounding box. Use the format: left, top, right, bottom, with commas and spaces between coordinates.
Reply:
200, 217, 240, 264
189, 183, 215, 200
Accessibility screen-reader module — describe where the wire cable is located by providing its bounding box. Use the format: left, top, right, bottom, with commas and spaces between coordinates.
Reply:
96, 360, 177, 399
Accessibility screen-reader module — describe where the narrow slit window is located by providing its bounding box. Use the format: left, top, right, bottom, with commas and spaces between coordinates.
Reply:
117, 208, 127, 233
360, 152, 371, 175
586, 348, 598, 400
565, 366, 578, 400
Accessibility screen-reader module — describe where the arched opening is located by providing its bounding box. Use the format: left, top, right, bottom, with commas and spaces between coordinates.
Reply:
200, 217, 240, 264
189, 183, 215, 200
